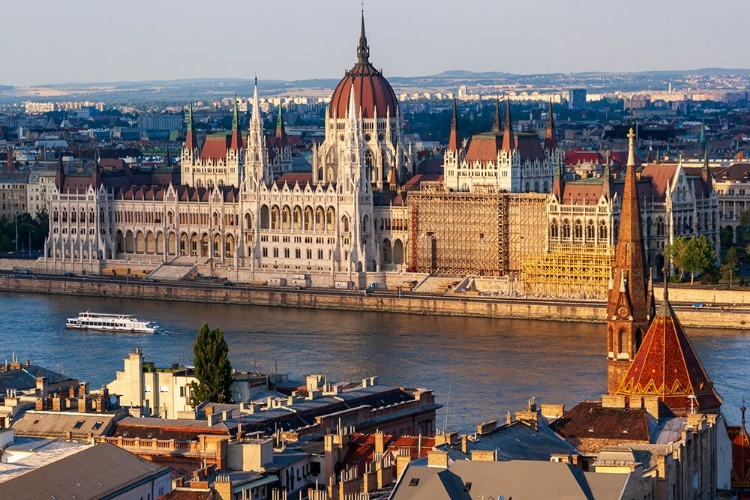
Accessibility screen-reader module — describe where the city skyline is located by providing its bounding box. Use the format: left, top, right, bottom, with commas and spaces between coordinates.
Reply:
4, 0, 750, 87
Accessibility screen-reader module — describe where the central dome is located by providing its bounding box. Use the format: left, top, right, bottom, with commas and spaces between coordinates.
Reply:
329, 14, 398, 120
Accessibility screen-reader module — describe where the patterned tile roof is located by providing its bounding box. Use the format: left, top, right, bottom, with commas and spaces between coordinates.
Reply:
615, 297, 722, 415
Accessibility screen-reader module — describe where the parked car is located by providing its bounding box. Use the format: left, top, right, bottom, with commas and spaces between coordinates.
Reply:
692, 303, 705, 308
223, 281, 234, 287
19, 269, 30, 275
63, 272, 75, 277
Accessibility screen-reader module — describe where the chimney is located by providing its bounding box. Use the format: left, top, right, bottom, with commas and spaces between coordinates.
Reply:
374, 432, 385, 454
25, 359, 30, 367
427, 450, 449, 468
642, 396, 661, 420
36, 376, 48, 400
35, 397, 45, 411
6, 149, 12, 172
80, 382, 88, 395
52, 395, 62, 412
461, 434, 468, 454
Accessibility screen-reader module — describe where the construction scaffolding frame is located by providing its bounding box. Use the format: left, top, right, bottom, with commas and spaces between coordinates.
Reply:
410, 187, 504, 276
520, 242, 614, 299
408, 188, 549, 277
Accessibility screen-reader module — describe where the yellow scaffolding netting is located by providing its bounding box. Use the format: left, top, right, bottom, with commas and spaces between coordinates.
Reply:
520, 242, 614, 299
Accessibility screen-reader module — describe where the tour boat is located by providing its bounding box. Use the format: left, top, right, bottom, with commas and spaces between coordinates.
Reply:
66, 311, 160, 334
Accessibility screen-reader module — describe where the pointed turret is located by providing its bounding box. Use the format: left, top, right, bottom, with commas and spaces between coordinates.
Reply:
702, 145, 712, 192
55, 153, 65, 189
501, 97, 515, 152
601, 151, 613, 200
185, 103, 197, 151
615, 273, 722, 415
699, 120, 707, 152
544, 99, 558, 152
230, 98, 242, 150
276, 105, 287, 147
553, 156, 564, 200
646, 267, 656, 320
606, 127, 649, 394
357, 8, 370, 64
91, 148, 101, 189
448, 98, 460, 152
493, 97, 501, 133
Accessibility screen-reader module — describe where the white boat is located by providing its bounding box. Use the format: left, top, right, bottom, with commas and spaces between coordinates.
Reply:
66, 312, 160, 334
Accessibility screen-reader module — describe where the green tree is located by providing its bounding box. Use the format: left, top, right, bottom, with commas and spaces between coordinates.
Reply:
664, 237, 689, 281
681, 235, 717, 285
740, 210, 750, 245
189, 324, 234, 408
722, 246, 740, 286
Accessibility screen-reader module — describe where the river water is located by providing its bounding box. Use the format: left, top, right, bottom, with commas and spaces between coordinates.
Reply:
3, 292, 749, 432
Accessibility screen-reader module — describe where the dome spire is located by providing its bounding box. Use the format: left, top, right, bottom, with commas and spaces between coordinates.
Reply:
357, 7, 370, 64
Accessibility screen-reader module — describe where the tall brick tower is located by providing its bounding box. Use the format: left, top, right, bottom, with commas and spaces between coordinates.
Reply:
606, 128, 649, 394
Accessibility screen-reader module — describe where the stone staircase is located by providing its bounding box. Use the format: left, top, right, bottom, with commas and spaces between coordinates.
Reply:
147, 262, 197, 281
412, 276, 464, 294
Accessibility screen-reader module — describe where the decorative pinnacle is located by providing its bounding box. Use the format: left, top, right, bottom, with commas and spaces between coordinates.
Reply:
357, 9, 370, 64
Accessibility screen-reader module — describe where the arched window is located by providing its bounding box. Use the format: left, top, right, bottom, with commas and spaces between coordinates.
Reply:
599, 221, 607, 240
656, 217, 664, 236
574, 220, 583, 239
550, 219, 558, 238
562, 219, 571, 238
586, 220, 595, 240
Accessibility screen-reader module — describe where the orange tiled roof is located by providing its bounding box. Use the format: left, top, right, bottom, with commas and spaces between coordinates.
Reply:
615, 298, 722, 414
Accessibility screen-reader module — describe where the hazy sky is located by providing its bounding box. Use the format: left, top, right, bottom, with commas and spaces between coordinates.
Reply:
4, 0, 748, 86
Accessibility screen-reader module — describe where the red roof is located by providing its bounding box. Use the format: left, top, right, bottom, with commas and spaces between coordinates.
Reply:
727, 423, 750, 488
615, 298, 722, 414
465, 133, 544, 163
564, 149, 602, 166
341, 433, 436, 477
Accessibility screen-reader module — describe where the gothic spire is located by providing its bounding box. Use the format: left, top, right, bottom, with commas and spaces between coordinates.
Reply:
545, 99, 558, 152
448, 98, 460, 152
553, 155, 564, 200
606, 127, 649, 394
185, 102, 197, 151
357, 8, 370, 64
703, 144, 713, 192
699, 119, 707, 152
230, 98, 242, 150
601, 151, 612, 200
501, 97, 515, 152
276, 104, 287, 147
493, 97, 501, 133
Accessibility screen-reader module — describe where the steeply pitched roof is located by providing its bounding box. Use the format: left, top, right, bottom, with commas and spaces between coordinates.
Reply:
0, 442, 170, 500
615, 297, 722, 414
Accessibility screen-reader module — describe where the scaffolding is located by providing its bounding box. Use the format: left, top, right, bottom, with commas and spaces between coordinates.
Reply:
408, 188, 548, 277
520, 242, 614, 299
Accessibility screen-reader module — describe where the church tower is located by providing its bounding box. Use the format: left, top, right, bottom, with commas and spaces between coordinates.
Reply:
606, 128, 649, 394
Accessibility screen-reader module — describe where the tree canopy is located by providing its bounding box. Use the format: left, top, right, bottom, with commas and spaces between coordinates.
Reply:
189, 324, 233, 407
666, 235, 716, 285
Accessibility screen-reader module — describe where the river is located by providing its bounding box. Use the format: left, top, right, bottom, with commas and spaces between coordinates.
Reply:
3, 292, 749, 432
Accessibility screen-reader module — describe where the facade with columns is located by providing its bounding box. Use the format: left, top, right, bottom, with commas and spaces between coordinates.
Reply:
442, 99, 559, 194
44, 14, 409, 279
547, 140, 720, 277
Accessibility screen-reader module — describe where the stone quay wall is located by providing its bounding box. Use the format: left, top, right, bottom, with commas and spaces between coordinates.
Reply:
1, 275, 748, 329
